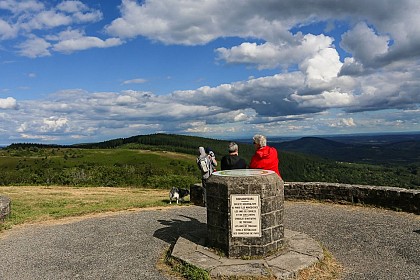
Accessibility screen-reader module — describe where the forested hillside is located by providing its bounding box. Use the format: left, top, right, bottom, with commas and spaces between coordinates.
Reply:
278, 137, 420, 165
3, 133, 419, 189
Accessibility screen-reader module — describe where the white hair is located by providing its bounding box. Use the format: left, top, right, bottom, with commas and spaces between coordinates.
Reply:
228, 142, 238, 153
253, 134, 267, 147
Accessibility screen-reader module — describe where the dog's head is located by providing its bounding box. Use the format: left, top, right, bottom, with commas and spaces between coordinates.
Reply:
178, 188, 190, 197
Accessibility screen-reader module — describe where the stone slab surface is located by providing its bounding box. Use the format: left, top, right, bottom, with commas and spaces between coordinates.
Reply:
171, 229, 323, 279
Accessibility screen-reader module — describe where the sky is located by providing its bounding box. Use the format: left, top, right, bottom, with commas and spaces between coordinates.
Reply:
0, 0, 419, 145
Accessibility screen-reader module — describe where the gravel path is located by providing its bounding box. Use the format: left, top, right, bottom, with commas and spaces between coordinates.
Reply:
0, 202, 419, 280
284, 202, 420, 280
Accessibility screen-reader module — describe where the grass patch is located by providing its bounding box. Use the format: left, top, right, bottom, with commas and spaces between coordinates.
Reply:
162, 247, 210, 280
297, 246, 343, 280
0, 185, 181, 232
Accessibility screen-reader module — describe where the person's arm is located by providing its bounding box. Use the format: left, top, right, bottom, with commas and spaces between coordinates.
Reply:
209, 151, 217, 166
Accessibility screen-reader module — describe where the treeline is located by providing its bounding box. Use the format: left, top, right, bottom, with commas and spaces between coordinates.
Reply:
279, 152, 418, 188
7, 143, 67, 149
72, 133, 255, 159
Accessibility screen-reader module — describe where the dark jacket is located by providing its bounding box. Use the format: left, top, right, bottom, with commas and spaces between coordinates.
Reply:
221, 155, 247, 170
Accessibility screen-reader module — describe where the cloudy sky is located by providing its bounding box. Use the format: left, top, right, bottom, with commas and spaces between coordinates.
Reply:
0, 0, 419, 145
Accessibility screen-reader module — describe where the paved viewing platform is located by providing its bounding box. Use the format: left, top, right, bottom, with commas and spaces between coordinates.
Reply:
0, 202, 419, 279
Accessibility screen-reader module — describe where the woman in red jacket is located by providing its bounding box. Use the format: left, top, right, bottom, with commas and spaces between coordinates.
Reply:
250, 134, 282, 178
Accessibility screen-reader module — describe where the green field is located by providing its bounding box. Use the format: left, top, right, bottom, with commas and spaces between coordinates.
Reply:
0, 147, 199, 188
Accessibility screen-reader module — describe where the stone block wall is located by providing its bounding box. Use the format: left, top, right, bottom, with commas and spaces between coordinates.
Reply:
191, 182, 420, 214
285, 182, 420, 214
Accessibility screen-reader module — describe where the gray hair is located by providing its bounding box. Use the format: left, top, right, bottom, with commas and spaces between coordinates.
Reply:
253, 134, 267, 147
228, 142, 238, 153
198, 146, 206, 156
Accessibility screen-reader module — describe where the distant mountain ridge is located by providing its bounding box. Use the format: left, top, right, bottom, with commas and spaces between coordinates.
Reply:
276, 137, 420, 165
8, 133, 419, 165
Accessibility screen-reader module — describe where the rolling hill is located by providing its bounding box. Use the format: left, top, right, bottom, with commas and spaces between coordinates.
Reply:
4, 133, 419, 189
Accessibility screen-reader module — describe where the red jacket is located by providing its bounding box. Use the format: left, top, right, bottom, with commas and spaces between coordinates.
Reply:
250, 146, 281, 178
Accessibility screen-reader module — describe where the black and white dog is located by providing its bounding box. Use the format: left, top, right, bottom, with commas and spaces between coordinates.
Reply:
169, 187, 190, 204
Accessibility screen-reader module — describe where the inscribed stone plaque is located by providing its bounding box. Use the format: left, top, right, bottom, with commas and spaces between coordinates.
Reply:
231, 194, 261, 237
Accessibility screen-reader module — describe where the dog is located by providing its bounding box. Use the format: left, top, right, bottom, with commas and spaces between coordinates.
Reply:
169, 187, 190, 204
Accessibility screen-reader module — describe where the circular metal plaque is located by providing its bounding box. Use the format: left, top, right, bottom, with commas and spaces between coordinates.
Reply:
213, 169, 275, 177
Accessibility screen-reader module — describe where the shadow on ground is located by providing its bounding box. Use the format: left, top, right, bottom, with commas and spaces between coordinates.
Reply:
153, 214, 207, 244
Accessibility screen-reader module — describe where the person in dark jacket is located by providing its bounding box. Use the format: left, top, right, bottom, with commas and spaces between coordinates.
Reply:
221, 142, 247, 170
249, 134, 281, 178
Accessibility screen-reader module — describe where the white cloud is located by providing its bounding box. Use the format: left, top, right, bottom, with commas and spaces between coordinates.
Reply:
0, 0, 44, 14
30, 28, 123, 54
105, 0, 295, 45
0, 97, 17, 109
216, 34, 334, 70
105, 0, 220, 45
41, 117, 69, 133
115, 95, 138, 105
22, 10, 72, 30
291, 90, 355, 109
53, 36, 122, 53
17, 36, 51, 57
56, 1, 103, 23
57, 1, 89, 13
0, 19, 18, 39
328, 118, 356, 128
122, 78, 147, 85
234, 112, 248, 122
340, 22, 390, 67
18, 1, 102, 31
1, 0, 105, 56
300, 47, 343, 86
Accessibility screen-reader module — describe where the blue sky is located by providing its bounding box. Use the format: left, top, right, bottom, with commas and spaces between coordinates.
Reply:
0, 0, 419, 145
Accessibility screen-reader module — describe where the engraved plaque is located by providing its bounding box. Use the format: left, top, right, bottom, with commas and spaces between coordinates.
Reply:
231, 194, 261, 237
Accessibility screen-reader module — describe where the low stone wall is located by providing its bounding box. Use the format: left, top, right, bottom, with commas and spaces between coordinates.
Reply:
191, 182, 420, 214
285, 182, 420, 214
0, 196, 11, 221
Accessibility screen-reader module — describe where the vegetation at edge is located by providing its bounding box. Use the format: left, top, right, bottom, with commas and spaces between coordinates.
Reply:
0, 186, 172, 231
1, 133, 419, 189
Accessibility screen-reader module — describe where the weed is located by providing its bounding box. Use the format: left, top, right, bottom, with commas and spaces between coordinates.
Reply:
164, 248, 210, 280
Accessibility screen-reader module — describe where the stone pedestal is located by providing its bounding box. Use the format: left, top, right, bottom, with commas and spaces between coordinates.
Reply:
0, 196, 11, 222
206, 169, 284, 258
190, 183, 206, 207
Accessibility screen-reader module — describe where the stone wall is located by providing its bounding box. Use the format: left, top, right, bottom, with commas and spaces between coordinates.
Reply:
0, 196, 11, 221
285, 182, 420, 214
191, 182, 420, 214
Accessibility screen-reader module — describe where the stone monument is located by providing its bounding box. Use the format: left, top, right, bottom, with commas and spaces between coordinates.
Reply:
206, 169, 284, 258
